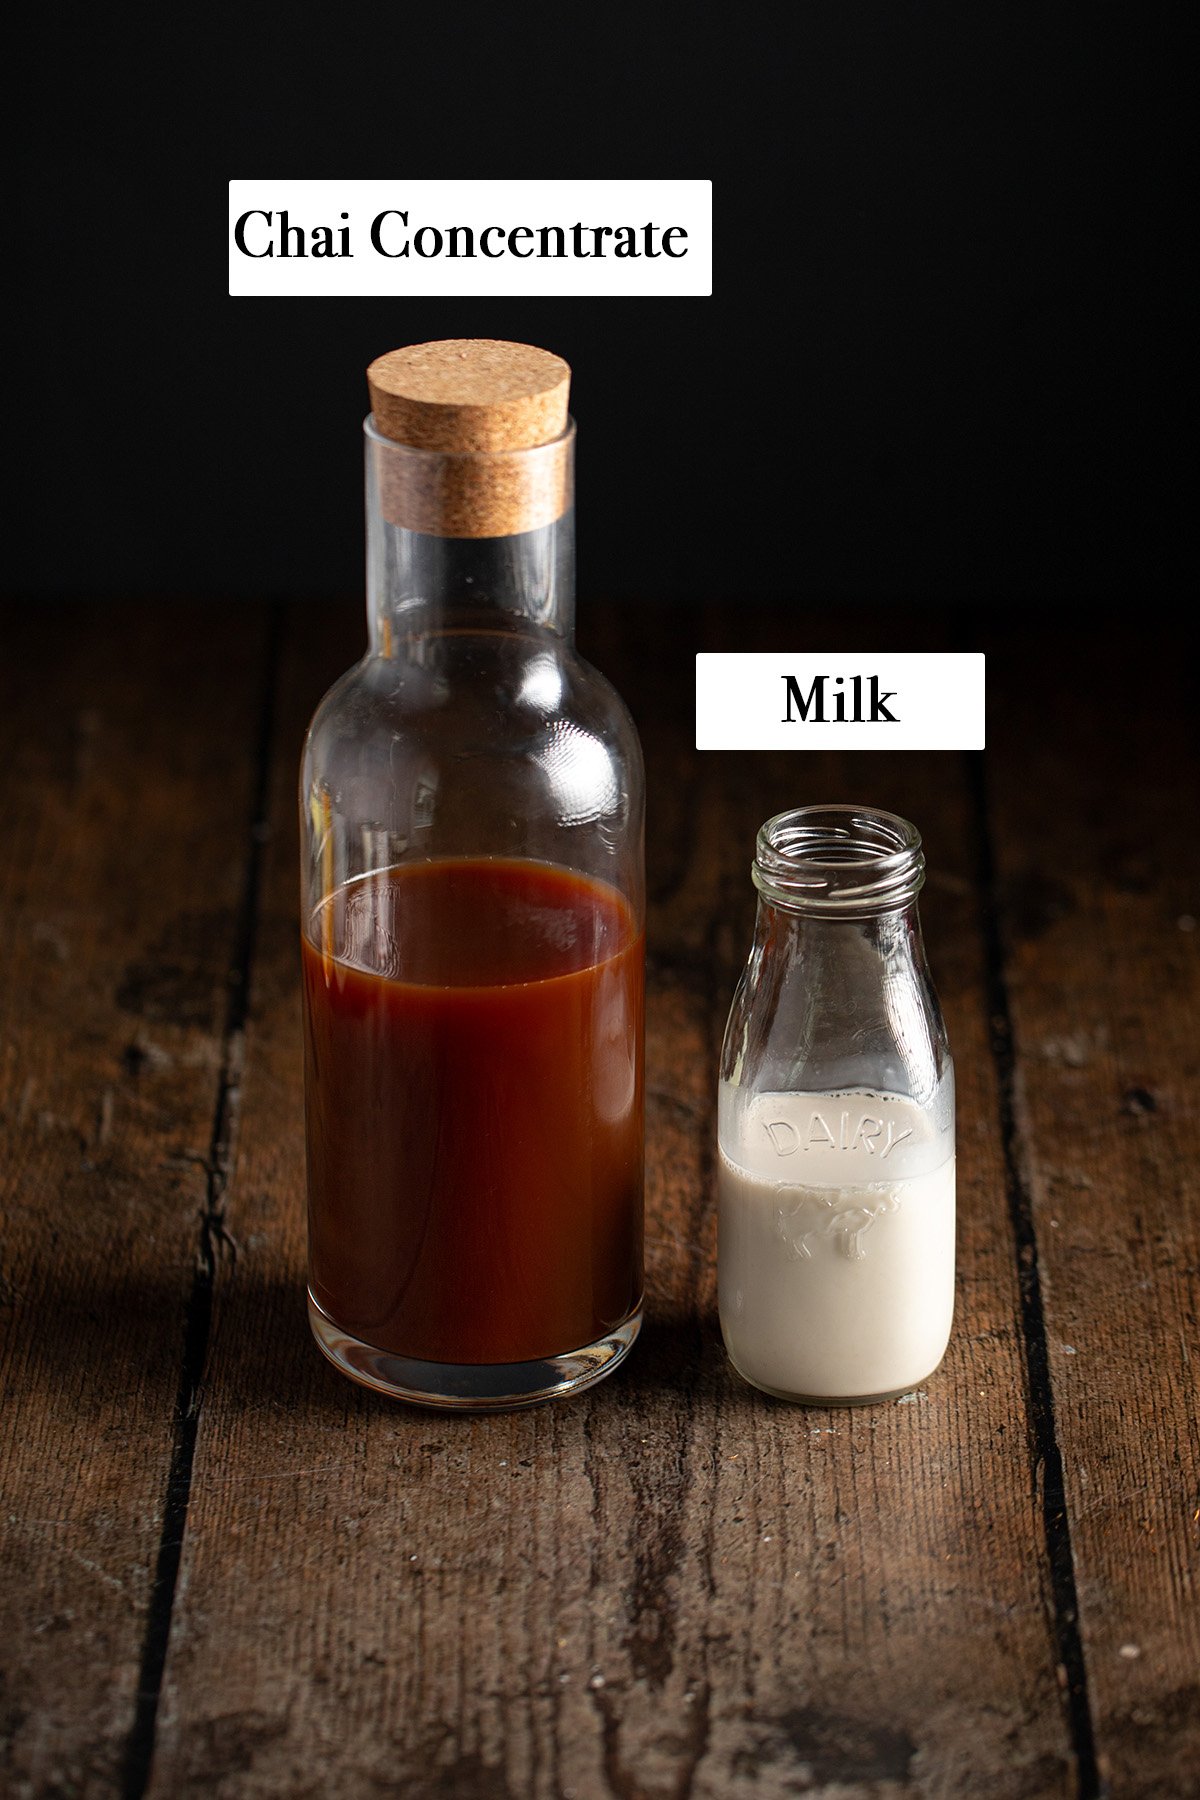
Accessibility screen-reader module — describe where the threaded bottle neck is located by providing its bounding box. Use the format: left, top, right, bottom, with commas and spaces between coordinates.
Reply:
752, 805, 925, 917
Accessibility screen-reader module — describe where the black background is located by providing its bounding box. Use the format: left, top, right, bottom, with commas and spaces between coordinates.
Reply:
12, 7, 1186, 610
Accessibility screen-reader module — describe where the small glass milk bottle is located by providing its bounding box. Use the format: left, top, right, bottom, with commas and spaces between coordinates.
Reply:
718, 805, 955, 1404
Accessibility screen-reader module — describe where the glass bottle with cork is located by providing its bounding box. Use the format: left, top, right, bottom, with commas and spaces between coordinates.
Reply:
300, 340, 645, 1410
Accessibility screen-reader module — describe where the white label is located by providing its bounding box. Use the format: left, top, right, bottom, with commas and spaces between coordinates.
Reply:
695, 652, 985, 750
228, 180, 712, 297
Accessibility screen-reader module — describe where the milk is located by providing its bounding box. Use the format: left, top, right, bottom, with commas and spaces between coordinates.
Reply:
718, 1086, 955, 1402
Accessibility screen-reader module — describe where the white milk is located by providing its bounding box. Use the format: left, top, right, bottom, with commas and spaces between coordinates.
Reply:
718, 1087, 955, 1402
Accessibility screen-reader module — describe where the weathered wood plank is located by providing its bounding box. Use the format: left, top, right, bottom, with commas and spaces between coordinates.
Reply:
0, 603, 272, 1794
988, 630, 1200, 1799
151, 602, 1073, 1796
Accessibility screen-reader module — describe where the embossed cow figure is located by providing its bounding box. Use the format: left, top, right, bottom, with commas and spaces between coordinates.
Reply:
776, 1190, 901, 1262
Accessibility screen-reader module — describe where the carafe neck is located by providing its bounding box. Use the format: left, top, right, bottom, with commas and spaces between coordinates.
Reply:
364, 417, 576, 651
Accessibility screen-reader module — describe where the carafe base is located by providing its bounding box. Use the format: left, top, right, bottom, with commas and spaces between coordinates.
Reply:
307, 1292, 642, 1411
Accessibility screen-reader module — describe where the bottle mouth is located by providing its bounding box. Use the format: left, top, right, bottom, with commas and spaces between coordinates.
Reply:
752, 805, 925, 915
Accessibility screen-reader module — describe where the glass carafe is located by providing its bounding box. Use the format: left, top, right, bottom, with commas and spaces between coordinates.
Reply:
300, 341, 645, 1410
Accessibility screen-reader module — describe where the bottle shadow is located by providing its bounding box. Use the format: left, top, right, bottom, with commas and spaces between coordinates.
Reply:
11, 1258, 783, 1434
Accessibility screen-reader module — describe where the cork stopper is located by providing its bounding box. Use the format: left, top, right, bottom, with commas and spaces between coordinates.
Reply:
366, 340, 573, 538
367, 340, 571, 453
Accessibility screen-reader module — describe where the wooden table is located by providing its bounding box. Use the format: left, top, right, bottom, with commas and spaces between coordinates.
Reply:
1, 600, 1195, 1800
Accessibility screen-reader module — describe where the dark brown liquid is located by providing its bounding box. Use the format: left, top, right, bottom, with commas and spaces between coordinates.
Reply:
303, 858, 644, 1365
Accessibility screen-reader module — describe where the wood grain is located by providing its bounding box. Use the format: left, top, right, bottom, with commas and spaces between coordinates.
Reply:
0, 602, 271, 1794
7, 600, 1195, 1797
987, 629, 1200, 1799
146, 604, 1075, 1797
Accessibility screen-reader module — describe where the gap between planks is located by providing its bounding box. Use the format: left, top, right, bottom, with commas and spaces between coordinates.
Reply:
109, 613, 1103, 1796
968, 749, 1104, 1800
120, 603, 285, 1800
